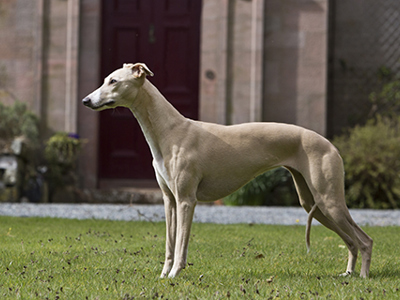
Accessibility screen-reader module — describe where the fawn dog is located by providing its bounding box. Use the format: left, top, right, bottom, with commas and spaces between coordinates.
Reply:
83, 63, 373, 278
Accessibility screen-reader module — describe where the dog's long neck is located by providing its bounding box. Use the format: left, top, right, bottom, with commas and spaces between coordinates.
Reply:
129, 79, 187, 160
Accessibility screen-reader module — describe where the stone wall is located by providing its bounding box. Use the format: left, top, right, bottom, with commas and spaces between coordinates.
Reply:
200, 0, 264, 125
263, 0, 328, 135
328, 0, 400, 136
0, 0, 40, 110
42, 0, 68, 134
77, 0, 101, 189
0, 0, 79, 137
200, 0, 328, 135
1, 0, 330, 188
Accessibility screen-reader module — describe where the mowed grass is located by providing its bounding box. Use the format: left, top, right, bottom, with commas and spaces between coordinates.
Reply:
0, 216, 399, 299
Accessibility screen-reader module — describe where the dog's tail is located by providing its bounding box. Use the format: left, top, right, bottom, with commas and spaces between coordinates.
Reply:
306, 203, 318, 253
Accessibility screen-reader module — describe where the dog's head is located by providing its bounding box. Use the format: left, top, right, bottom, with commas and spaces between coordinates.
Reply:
82, 63, 154, 111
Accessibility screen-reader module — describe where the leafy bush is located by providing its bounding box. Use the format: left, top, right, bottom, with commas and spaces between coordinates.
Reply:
0, 101, 39, 149
45, 133, 82, 167
369, 79, 400, 120
0, 102, 40, 202
45, 133, 84, 192
223, 167, 298, 206
333, 117, 400, 209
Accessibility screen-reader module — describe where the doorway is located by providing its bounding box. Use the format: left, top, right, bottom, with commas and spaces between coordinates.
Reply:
99, 0, 201, 182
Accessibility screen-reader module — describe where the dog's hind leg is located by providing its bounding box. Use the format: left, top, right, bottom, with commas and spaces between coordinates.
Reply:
313, 206, 359, 275
286, 167, 319, 252
353, 222, 373, 277
287, 166, 361, 275
317, 203, 372, 277
304, 152, 373, 277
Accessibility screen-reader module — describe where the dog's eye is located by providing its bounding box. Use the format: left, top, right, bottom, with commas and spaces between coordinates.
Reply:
109, 78, 118, 85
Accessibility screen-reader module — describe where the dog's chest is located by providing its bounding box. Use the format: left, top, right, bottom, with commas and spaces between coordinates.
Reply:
153, 156, 170, 185
152, 145, 184, 191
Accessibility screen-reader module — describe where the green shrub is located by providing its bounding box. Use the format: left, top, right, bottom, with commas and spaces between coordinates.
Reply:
223, 167, 298, 206
45, 132, 82, 167
369, 79, 400, 120
0, 101, 39, 149
0, 102, 41, 202
333, 117, 400, 209
45, 133, 84, 191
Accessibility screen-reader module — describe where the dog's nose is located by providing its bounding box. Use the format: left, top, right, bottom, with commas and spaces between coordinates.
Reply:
82, 97, 91, 106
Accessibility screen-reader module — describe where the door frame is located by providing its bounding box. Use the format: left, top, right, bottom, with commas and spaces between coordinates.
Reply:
98, 0, 202, 187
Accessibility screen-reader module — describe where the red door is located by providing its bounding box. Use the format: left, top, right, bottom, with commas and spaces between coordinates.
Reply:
99, 0, 201, 180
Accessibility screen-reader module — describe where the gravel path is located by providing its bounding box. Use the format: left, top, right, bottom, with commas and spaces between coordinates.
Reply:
0, 203, 399, 226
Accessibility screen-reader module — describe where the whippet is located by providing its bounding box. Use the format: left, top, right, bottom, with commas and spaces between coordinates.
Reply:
83, 63, 373, 278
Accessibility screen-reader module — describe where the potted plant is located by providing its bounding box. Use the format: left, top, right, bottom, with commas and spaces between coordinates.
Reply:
44, 132, 84, 202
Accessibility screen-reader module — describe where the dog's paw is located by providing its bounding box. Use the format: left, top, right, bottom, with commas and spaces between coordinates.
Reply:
339, 271, 352, 277
160, 262, 173, 278
168, 267, 182, 278
168, 271, 178, 278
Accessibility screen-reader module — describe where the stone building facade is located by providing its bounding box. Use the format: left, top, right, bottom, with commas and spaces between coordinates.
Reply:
0, 0, 331, 188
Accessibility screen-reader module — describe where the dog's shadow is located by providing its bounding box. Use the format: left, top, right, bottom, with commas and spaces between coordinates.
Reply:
270, 266, 400, 280
369, 265, 400, 279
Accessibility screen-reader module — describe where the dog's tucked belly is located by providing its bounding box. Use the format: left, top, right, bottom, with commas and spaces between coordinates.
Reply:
196, 178, 253, 202
195, 166, 278, 202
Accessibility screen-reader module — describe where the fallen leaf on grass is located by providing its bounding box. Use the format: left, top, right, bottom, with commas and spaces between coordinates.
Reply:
266, 276, 274, 284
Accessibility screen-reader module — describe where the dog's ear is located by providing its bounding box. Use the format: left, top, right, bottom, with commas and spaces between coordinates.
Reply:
124, 63, 154, 78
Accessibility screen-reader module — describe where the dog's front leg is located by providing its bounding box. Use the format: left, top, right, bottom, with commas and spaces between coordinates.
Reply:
168, 198, 196, 278
160, 192, 177, 278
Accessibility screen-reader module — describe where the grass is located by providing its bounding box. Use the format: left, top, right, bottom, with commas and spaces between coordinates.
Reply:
0, 216, 399, 299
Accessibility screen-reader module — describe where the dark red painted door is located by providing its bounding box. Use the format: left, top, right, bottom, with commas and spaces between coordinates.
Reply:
99, 0, 201, 179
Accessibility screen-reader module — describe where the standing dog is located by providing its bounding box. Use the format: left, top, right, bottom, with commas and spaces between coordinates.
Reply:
83, 63, 373, 278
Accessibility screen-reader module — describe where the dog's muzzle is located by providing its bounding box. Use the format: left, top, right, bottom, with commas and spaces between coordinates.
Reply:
82, 97, 92, 107
82, 97, 116, 110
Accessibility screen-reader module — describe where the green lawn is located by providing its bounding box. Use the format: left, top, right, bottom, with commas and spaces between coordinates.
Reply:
0, 216, 399, 299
